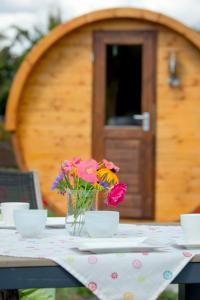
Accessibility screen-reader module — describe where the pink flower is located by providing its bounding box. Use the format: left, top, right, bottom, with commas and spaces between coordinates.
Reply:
107, 182, 127, 207
77, 159, 98, 183
72, 157, 81, 166
61, 157, 81, 174
102, 159, 119, 172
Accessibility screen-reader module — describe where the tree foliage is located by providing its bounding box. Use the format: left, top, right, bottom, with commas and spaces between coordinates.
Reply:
0, 11, 62, 115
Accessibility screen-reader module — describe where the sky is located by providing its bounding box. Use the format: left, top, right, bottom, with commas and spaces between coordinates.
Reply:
0, 0, 200, 52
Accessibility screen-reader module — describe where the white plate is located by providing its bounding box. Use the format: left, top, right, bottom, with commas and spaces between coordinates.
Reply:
76, 237, 165, 253
175, 240, 200, 249
0, 221, 15, 229
46, 217, 65, 228
0, 217, 65, 229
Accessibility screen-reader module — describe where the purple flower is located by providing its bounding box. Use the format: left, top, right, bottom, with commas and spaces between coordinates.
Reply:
100, 181, 109, 189
51, 173, 64, 190
51, 181, 58, 190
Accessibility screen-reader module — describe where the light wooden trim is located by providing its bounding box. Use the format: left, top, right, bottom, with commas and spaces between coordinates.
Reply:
5, 7, 200, 131
0, 256, 56, 267
11, 133, 28, 170
32, 171, 43, 209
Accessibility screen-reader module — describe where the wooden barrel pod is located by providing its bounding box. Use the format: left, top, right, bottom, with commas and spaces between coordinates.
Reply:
5, 8, 200, 220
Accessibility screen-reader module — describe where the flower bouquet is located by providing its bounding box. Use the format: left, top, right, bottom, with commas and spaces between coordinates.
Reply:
52, 157, 127, 236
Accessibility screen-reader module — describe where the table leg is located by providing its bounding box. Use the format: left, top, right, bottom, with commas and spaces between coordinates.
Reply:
0, 290, 19, 300
179, 284, 200, 300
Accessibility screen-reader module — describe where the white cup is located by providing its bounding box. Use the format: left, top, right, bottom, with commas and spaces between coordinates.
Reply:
14, 209, 47, 238
180, 214, 200, 243
85, 211, 119, 238
0, 202, 30, 225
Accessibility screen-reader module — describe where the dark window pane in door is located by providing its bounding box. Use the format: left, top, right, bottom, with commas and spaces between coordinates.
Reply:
105, 44, 142, 126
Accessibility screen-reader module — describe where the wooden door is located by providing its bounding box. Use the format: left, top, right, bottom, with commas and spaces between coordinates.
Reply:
92, 31, 156, 219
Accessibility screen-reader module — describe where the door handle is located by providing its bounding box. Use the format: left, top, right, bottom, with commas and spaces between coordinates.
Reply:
133, 112, 150, 131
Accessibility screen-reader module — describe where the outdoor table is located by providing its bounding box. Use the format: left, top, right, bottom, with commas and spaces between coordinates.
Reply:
1, 255, 200, 299
0, 224, 200, 300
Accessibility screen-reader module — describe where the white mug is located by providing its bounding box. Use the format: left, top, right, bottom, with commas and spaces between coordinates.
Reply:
85, 211, 119, 238
180, 214, 200, 243
0, 202, 30, 225
14, 209, 47, 238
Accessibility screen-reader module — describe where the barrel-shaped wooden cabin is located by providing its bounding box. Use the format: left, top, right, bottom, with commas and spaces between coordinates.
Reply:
5, 8, 200, 221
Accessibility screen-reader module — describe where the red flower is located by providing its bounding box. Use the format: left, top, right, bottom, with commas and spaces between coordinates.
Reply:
107, 182, 127, 207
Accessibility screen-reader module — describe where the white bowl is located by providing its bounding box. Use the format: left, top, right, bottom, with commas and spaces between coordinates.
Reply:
181, 214, 200, 243
0, 202, 29, 226
14, 209, 47, 238
85, 211, 119, 238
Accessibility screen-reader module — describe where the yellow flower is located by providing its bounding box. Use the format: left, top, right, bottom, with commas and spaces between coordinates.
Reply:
97, 168, 119, 184
92, 182, 104, 191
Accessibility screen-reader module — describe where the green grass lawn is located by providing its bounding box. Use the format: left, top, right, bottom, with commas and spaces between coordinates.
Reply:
56, 288, 178, 300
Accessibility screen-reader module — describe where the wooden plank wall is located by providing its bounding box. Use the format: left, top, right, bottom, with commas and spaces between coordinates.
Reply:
156, 29, 200, 221
16, 19, 200, 220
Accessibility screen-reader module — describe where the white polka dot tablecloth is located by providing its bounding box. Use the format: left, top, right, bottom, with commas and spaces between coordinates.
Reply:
0, 224, 198, 300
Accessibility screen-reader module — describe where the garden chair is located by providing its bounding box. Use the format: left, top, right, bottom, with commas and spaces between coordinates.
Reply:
0, 170, 53, 300
0, 169, 42, 209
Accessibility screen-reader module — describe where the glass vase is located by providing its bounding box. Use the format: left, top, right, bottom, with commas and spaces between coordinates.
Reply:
65, 189, 98, 236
